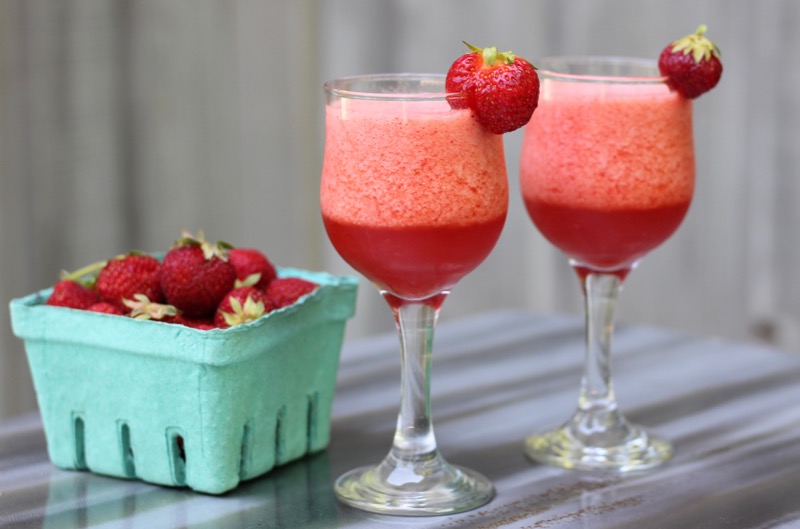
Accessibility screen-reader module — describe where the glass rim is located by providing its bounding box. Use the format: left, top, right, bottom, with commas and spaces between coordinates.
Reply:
323, 73, 464, 101
535, 56, 669, 84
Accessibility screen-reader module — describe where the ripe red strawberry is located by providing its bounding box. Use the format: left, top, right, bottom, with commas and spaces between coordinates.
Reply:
47, 279, 100, 309
88, 301, 125, 315
124, 293, 179, 320
159, 232, 237, 318
658, 24, 722, 99
121, 292, 217, 329
446, 42, 539, 134
171, 315, 218, 331
228, 247, 277, 290
214, 286, 273, 328
265, 277, 318, 309
96, 253, 163, 309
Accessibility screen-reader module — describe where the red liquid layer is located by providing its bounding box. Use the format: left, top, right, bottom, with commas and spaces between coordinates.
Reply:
524, 198, 690, 270
323, 215, 505, 300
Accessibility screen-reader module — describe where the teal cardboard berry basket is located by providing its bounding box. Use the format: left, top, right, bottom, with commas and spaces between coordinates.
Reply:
9, 268, 357, 495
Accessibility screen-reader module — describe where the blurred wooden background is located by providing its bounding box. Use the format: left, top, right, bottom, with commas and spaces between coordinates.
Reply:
1, 0, 798, 418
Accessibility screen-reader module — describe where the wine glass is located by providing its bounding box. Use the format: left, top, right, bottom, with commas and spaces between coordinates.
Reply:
519, 57, 695, 471
320, 74, 507, 515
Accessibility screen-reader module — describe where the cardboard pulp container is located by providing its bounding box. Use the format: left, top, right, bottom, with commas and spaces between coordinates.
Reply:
9, 268, 358, 494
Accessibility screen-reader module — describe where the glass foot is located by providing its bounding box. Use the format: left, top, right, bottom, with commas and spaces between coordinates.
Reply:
524, 417, 672, 472
334, 452, 494, 516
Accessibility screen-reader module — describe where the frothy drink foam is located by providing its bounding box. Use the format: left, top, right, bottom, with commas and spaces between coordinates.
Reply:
321, 99, 508, 227
520, 81, 694, 210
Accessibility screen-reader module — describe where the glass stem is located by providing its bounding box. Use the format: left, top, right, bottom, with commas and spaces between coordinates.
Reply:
383, 293, 448, 474
333, 290, 494, 511
577, 272, 625, 431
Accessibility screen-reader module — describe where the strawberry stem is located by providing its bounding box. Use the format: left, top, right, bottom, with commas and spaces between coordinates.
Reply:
60, 260, 108, 282
462, 41, 516, 67
482, 46, 499, 66
463, 41, 482, 54
670, 23, 721, 62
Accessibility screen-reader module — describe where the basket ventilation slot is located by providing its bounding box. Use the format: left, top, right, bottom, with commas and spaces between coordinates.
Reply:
275, 407, 286, 464
307, 392, 319, 452
239, 421, 253, 479
72, 413, 87, 470
167, 428, 187, 486
119, 422, 136, 478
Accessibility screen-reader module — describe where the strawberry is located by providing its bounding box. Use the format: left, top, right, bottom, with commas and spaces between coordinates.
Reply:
265, 277, 317, 309
96, 253, 163, 309
159, 231, 237, 318
88, 301, 125, 315
214, 286, 273, 328
47, 279, 100, 309
171, 314, 218, 331
658, 24, 722, 99
124, 294, 179, 320
446, 42, 539, 134
228, 247, 277, 290
122, 293, 217, 329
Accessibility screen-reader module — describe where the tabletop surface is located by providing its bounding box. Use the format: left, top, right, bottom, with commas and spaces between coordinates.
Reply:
3, 309, 800, 528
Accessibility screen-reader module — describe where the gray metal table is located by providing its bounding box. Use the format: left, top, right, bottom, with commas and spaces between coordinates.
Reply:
3, 310, 800, 528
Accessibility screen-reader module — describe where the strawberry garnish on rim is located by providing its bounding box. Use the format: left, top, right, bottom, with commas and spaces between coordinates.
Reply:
658, 24, 723, 99
446, 41, 539, 134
